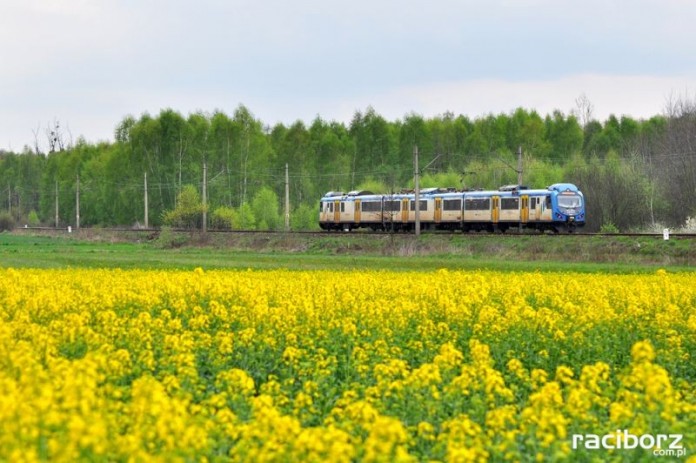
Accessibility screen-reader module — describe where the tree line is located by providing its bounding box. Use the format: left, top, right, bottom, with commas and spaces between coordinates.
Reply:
1, 99, 695, 232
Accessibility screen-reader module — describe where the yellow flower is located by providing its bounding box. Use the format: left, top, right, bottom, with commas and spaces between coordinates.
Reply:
631, 340, 656, 363
1, 268, 694, 461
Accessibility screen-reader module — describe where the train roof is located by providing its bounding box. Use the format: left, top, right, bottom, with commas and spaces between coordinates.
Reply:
498, 184, 529, 191
461, 189, 547, 197
322, 183, 581, 200
547, 183, 581, 193
436, 192, 465, 199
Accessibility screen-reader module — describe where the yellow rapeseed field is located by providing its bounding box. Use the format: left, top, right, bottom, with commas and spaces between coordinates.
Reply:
0, 268, 694, 462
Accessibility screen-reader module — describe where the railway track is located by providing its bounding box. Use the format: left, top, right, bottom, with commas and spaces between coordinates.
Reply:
13, 226, 696, 239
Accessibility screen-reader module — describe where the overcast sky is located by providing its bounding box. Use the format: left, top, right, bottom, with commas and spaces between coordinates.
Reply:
1, 0, 695, 152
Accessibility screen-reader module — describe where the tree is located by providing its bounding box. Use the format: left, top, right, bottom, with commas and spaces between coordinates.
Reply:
308, 117, 353, 196
211, 205, 236, 230
290, 203, 320, 231
571, 151, 653, 231
273, 120, 312, 204
234, 203, 255, 230
349, 107, 395, 188
229, 105, 272, 207
419, 170, 464, 189
209, 111, 236, 206
398, 113, 431, 176
251, 187, 280, 230
573, 93, 595, 128
162, 184, 207, 229
46, 119, 67, 153
545, 111, 583, 160
658, 94, 696, 224
509, 108, 551, 158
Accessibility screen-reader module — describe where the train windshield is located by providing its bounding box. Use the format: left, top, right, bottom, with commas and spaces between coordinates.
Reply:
558, 195, 582, 208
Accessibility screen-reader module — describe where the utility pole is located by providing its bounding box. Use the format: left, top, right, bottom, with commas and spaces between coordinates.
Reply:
414, 145, 420, 236
517, 146, 523, 233
517, 146, 523, 189
144, 172, 149, 229
202, 161, 207, 233
55, 181, 59, 228
7, 184, 10, 217
285, 163, 290, 231
75, 174, 80, 230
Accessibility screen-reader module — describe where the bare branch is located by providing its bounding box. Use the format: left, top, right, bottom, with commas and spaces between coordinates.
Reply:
574, 93, 594, 128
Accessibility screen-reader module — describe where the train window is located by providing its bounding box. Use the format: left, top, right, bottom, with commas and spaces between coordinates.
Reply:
531, 198, 537, 209
409, 200, 428, 211
383, 200, 401, 212
545, 196, 552, 209
320, 202, 324, 212
465, 198, 490, 211
442, 199, 462, 211
361, 201, 381, 212
329, 203, 333, 212
558, 194, 582, 208
443, 199, 462, 211
501, 198, 519, 210
340, 202, 345, 212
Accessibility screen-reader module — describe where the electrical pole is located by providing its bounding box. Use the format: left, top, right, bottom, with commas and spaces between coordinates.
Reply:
202, 161, 207, 233
414, 145, 420, 236
55, 181, 59, 228
75, 174, 80, 230
517, 146, 523, 189
144, 172, 149, 229
7, 184, 10, 217
285, 163, 290, 232
517, 146, 523, 233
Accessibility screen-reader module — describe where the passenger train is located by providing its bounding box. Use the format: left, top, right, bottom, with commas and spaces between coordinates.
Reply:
319, 183, 585, 233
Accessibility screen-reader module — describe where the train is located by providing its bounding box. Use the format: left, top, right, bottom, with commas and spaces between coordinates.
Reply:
319, 183, 585, 233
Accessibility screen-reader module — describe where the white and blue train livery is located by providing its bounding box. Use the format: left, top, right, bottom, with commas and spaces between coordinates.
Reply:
319, 183, 585, 233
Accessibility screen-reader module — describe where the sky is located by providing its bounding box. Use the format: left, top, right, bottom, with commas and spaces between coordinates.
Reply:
1, 0, 695, 152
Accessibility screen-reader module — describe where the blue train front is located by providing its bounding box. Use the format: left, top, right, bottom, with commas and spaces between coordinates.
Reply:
319, 183, 585, 233
546, 183, 585, 232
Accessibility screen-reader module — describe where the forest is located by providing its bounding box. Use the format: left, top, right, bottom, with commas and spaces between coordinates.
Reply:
1, 97, 695, 232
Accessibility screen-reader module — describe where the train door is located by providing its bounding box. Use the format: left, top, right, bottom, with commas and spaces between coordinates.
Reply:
434, 198, 442, 223
492, 196, 499, 224
521, 195, 529, 223
530, 197, 540, 221
402, 198, 409, 223
334, 200, 341, 224
355, 199, 361, 225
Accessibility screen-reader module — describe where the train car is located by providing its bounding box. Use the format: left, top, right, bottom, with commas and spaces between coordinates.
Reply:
319, 190, 378, 231
458, 184, 585, 233
545, 183, 585, 232
319, 183, 585, 233
318, 191, 343, 230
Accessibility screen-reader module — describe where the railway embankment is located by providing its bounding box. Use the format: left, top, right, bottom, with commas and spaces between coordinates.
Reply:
8, 227, 696, 268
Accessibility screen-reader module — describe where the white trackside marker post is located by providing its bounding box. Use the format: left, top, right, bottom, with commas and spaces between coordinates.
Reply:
663, 228, 670, 241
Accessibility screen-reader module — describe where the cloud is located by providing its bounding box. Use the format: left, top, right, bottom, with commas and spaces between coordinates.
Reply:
2, 73, 694, 152
330, 74, 696, 123
2, 0, 696, 150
